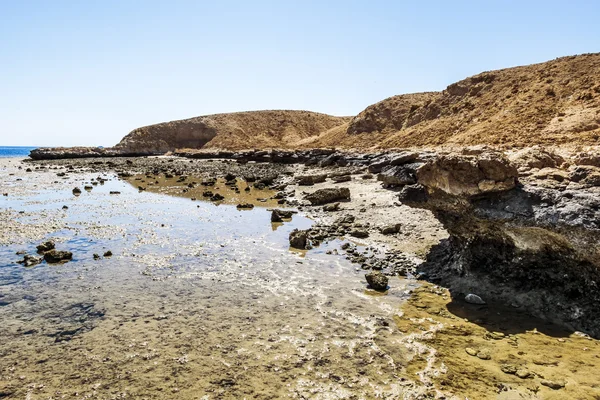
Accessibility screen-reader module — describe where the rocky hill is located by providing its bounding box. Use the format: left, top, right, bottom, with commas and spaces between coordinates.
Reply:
30, 53, 600, 159
305, 53, 600, 149
114, 110, 351, 153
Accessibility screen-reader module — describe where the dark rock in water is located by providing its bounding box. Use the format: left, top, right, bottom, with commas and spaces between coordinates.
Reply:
236, 203, 254, 209
365, 271, 388, 291
361, 174, 373, 180
210, 193, 224, 201
72, 187, 82, 195
2, 193, 8, 196
253, 182, 266, 190
44, 250, 73, 263
93, 253, 100, 260
109, 191, 121, 195
202, 190, 213, 197
323, 202, 340, 212
36, 240, 55, 253
62, 205, 69, 210
305, 188, 350, 205
103, 251, 113, 257
17, 255, 43, 267
350, 229, 369, 238
84, 185, 93, 191
271, 209, 295, 222
296, 174, 327, 186
380, 224, 402, 235
289, 229, 309, 249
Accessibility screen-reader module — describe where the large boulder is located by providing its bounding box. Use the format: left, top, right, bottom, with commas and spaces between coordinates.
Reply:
416, 152, 518, 197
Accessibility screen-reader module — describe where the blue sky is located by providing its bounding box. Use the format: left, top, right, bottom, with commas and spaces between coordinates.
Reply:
1, 0, 599, 146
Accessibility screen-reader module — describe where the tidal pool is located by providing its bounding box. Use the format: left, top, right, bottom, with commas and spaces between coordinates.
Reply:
0, 163, 421, 399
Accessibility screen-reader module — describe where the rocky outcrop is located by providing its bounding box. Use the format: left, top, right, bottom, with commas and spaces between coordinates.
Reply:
396, 151, 600, 337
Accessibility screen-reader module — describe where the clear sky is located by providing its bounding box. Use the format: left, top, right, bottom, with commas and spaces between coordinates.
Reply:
1, 0, 599, 147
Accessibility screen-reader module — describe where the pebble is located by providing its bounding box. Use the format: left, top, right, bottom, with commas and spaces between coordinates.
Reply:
465, 293, 486, 304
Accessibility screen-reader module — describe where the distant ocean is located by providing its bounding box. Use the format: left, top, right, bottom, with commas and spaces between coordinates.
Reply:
0, 146, 38, 158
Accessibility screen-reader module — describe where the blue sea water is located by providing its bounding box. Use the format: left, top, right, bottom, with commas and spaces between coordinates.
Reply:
0, 146, 38, 158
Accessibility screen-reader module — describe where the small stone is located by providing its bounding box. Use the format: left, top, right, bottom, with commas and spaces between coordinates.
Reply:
540, 379, 565, 390
501, 364, 517, 375
350, 229, 369, 239
72, 187, 82, 195
380, 224, 401, 235
236, 203, 254, 209
476, 349, 492, 360
210, 193, 224, 201
515, 369, 532, 379
465, 294, 486, 304
103, 251, 112, 257
93, 253, 100, 260
465, 347, 478, 356
323, 202, 340, 212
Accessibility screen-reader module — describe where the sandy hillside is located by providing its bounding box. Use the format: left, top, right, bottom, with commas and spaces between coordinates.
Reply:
305, 53, 600, 149
117, 53, 600, 152
115, 110, 351, 153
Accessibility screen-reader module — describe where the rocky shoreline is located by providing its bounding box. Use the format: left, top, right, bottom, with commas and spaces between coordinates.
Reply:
23, 145, 600, 338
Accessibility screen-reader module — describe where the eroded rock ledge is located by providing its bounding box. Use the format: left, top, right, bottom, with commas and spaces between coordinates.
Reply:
396, 151, 600, 338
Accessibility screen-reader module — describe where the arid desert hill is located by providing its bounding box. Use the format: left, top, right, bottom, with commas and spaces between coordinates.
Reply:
115, 110, 352, 153
112, 53, 600, 153
306, 53, 600, 149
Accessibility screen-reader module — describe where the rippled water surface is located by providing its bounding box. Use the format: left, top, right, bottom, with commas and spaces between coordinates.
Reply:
0, 164, 419, 399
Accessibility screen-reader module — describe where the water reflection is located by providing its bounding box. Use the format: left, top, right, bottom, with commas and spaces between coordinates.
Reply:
0, 171, 417, 399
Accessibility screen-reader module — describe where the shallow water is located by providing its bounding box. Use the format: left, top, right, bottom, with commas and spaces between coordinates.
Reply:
0, 162, 421, 399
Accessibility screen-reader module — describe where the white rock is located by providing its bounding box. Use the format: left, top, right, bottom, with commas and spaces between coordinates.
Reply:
465, 293, 486, 304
